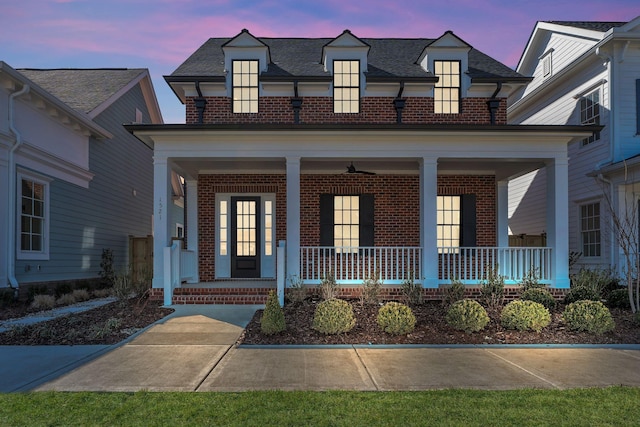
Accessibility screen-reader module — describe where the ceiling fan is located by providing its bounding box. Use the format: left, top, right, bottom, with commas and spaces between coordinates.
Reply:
346, 161, 376, 175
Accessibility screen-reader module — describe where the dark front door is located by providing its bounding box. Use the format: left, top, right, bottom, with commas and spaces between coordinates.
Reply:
231, 197, 260, 278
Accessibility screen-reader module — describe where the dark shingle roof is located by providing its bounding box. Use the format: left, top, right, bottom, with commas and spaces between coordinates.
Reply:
544, 21, 627, 32
170, 37, 525, 81
17, 68, 146, 113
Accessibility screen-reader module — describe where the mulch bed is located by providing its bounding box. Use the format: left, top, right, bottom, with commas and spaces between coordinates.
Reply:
0, 298, 174, 346
241, 299, 640, 345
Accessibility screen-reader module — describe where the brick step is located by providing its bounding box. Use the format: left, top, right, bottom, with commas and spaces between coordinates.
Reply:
171, 287, 274, 305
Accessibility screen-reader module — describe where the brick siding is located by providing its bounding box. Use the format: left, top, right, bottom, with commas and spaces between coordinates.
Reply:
186, 96, 506, 125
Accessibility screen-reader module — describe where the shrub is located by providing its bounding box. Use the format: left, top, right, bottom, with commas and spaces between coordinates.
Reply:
0, 288, 15, 308
54, 282, 73, 298
27, 285, 49, 303
100, 248, 116, 288
520, 268, 545, 291
480, 266, 505, 310
71, 289, 91, 302
442, 279, 465, 307
92, 288, 113, 298
521, 287, 556, 309
56, 293, 77, 306
570, 268, 617, 299
445, 299, 490, 333
313, 299, 355, 335
563, 300, 615, 334
401, 274, 422, 305
360, 273, 382, 305
286, 275, 307, 304
30, 294, 55, 311
377, 302, 416, 335
318, 273, 339, 301
564, 285, 601, 304
501, 300, 551, 332
606, 288, 631, 309
113, 271, 133, 301
261, 291, 285, 335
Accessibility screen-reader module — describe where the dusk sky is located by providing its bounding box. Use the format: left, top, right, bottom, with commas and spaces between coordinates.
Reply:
2, 1, 639, 124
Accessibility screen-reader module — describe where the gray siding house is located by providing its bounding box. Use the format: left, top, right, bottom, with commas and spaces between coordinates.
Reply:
1, 63, 170, 296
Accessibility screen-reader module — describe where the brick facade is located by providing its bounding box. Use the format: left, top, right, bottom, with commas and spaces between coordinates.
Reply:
186, 96, 506, 125
197, 173, 495, 280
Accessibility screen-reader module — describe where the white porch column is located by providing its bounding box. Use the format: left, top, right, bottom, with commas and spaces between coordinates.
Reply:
546, 158, 570, 288
497, 180, 509, 248
286, 157, 301, 282
185, 178, 199, 283
420, 158, 438, 288
152, 156, 173, 289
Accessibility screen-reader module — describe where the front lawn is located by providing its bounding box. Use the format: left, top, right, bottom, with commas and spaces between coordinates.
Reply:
1, 388, 638, 426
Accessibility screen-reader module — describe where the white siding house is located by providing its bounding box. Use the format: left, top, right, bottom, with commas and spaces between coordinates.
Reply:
508, 18, 640, 274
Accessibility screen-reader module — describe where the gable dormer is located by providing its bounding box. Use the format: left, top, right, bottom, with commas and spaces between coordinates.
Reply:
222, 29, 270, 72
418, 31, 472, 114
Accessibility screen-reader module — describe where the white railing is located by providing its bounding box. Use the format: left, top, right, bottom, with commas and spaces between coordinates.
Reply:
163, 241, 181, 305
300, 246, 422, 284
439, 247, 552, 284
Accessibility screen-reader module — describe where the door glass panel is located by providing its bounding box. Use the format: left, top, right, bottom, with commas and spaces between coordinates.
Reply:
236, 200, 257, 256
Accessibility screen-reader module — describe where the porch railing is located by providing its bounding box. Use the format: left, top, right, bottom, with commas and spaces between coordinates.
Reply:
299, 246, 552, 285
300, 246, 422, 284
164, 241, 197, 305
439, 247, 552, 284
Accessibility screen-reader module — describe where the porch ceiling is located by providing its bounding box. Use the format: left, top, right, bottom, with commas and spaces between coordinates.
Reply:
171, 157, 545, 181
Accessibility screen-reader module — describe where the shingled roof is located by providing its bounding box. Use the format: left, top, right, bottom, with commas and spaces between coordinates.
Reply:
169, 36, 525, 82
17, 68, 147, 114
544, 21, 627, 32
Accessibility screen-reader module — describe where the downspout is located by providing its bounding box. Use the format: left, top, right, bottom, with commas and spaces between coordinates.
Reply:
194, 81, 207, 124
486, 82, 502, 125
7, 83, 30, 293
393, 82, 405, 124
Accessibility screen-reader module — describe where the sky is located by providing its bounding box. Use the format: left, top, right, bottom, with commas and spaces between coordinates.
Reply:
2, 0, 639, 124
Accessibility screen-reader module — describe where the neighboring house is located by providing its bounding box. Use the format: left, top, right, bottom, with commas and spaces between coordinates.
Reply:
508, 18, 640, 275
128, 29, 597, 304
0, 62, 170, 298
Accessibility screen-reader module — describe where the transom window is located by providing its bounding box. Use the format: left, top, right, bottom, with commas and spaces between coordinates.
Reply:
334, 196, 359, 251
333, 60, 360, 113
18, 173, 50, 260
437, 196, 461, 253
580, 91, 601, 146
434, 60, 460, 114
580, 202, 601, 257
232, 60, 259, 113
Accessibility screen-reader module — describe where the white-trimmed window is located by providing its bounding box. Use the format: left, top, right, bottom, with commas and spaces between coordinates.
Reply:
18, 171, 50, 260
580, 202, 601, 257
580, 90, 601, 146
434, 60, 460, 114
232, 60, 259, 113
333, 60, 360, 113
334, 195, 360, 251
437, 196, 460, 252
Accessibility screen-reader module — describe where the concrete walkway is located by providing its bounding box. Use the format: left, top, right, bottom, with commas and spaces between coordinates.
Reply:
29, 305, 640, 392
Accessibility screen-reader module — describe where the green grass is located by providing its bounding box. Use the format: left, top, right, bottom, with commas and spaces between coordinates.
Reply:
1, 388, 638, 426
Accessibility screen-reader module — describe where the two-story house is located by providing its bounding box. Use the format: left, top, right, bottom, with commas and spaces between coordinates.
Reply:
128, 29, 598, 305
508, 18, 640, 276
1, 62, 170, 298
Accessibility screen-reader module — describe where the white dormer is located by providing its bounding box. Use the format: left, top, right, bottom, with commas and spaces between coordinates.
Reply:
322, 30, 370, 73
222, 29, 270, 99
418, 31, 471, 95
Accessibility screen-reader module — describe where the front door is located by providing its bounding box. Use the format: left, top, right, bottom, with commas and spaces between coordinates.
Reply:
231, 197, 261, 278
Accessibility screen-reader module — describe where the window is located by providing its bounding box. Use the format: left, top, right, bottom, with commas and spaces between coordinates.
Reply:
320, 194, 373, 250
219, 200, 228, 256
18, 173, 50, 260
581, 202, 601, 257
437, 196, 460, 251
437, 194, 476, 253
333, 60, 360, 113
434, 60, 460, 114
264, 200, 273, 256
580, 91, 601, 146
232, 60, 258, 113
175, 223, 184, 239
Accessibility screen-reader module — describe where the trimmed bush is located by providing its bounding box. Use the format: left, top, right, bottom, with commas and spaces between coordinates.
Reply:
377, 302, 416, 335
313, 299, 356, 335
563, 300, 615, 334
501, 300, 551, 332
445, 299, 490, 333
564, 285, 601, 304
521, 288, 556, 309
261, 291, 285, 335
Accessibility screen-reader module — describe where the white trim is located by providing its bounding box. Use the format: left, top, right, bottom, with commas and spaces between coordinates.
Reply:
16, 169, 51, 261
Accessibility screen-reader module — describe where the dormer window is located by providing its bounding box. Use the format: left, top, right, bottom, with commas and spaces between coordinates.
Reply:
232, 60, 259, 113
434, 60, 460, 114
333, 60, 360, 113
